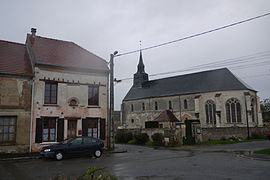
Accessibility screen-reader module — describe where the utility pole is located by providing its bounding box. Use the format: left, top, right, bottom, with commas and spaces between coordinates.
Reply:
109, 51, 118, 150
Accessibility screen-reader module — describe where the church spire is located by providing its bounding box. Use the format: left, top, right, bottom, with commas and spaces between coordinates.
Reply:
133, 49, 149, 87
137, 50, 145, 73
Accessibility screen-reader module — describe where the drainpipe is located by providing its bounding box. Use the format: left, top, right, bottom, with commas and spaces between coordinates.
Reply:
29, 76, 35, 152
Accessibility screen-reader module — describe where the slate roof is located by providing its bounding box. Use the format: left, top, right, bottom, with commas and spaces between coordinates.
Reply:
0, 40, 32, 76
154, 110, 179, 122
123, 68, 255, 101
29, 35, 108, 72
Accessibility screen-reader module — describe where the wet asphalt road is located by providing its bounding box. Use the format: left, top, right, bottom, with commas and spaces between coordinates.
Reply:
1, 141, 270, 180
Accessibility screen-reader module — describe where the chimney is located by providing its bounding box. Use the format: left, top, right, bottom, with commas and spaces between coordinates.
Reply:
31, 28, 37, 37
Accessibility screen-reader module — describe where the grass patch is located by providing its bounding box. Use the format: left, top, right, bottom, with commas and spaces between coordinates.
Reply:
200, 138, 263, 145
255, 148, 270, 154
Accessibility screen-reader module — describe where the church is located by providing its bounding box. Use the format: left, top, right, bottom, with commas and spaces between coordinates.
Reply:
121, 52, 263, 141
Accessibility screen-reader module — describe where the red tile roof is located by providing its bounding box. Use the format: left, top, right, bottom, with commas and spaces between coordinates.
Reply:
30, 36, 108, 71
0, 40, 32, 76
154, 110, 179, 122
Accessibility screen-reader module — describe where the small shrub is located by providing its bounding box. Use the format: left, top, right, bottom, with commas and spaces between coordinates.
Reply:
127, 139, 136, 144
145, 141, 154, 146
115, 131, 133, 143
134, 133, 149, 145
151, 133, 164, 146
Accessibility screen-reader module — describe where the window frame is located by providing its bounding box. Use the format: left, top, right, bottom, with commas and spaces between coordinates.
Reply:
154, 101, 158, 110
88, 85, 99, 106
168, 100, 172, 110
205, 100, 216, 124
42, 117, 56, 142
226, 98, 242, 123
0, 116, 17, 143
44, 82, 58, 104
184, 99, 188, 109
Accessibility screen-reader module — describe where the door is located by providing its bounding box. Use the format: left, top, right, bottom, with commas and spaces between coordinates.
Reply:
68, 120, 77, 138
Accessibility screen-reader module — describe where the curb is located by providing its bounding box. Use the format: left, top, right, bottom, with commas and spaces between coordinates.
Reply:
237, 154, 270, 161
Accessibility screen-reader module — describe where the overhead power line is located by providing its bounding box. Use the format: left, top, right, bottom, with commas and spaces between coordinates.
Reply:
115, 12, 270, 57
116, 50, 270, 81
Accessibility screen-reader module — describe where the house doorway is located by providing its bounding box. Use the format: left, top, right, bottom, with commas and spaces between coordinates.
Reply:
68, 120, 77, 138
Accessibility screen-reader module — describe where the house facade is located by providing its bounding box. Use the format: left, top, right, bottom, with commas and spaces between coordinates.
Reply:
0, 40, 33, 153
121, 52, 263, 140
0, 29, 109, 152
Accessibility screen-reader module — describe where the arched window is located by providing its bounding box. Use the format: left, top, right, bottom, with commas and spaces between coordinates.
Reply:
226, 98, 241, 123
184, 99, 188, 109
168, 101, 172, 110
155, 101, 158, 110
142, 102, 145, 111
131, 104, 134, 112
205, 100, 216, 124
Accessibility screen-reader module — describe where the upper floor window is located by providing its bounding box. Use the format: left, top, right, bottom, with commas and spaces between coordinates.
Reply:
142, 103, 145, 111
205, 100, 216, 124
184, 99, 188, 109
88, 85, 99, 105
131, 104, 134, 112
168, 101, 172, 110
0, 116, 16, 143
155, 101, 158, 110
44, 82, 57, 104
226, 98, 241, 123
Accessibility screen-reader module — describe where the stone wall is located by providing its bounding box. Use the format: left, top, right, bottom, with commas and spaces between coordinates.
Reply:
201, 126, 270, 141
0, 76, 32, 153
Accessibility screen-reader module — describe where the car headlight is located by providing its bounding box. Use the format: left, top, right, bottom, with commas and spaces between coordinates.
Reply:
44, 149, 51, 152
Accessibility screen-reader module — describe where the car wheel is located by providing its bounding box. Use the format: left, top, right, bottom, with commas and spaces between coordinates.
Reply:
55, 152, 64, 161
94, 149, 102, 158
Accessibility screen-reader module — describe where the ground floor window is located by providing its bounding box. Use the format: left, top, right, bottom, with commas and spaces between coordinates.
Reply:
42, 117, 56, 142
0, 116, 16, 143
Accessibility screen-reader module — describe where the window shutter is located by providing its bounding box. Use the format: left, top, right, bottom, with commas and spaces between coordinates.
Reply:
82, 119, 88, 136
100, 119, 105, 140
57, 119, 64, 142
35, 118, 42, 143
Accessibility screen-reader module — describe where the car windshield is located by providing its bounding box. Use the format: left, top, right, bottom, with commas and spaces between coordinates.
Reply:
61, 138, 74, 144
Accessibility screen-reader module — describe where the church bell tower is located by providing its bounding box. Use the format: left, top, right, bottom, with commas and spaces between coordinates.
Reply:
133, 51, 149, 87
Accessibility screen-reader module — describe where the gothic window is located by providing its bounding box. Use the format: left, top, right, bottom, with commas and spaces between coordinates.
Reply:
155, 101, 158, 110
205, 100, 216, 124
184, 99, 188, 109
168, 101, 172, 110
142, 103, 145, 111
44, 82, 57, 104
226, 98, 241, 123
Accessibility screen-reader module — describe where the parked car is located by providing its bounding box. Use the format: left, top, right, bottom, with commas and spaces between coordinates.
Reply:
40, 136, 104, 160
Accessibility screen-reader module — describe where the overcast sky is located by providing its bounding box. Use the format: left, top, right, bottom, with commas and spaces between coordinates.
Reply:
1, 0, 270, 110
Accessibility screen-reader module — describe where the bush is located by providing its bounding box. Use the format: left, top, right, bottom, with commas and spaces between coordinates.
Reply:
127, 139, 136, 144
115, 131, 133, 143
134, 133, 149, 145
145, 141, 154, 146
151, 133, 164, 146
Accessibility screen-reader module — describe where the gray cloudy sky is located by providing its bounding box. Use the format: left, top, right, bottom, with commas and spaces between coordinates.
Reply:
1, 0, 270, 110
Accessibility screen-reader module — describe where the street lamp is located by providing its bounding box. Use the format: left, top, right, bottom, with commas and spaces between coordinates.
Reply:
109, 51, 118, 150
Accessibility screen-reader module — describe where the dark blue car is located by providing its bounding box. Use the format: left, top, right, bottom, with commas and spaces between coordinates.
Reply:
40, 136, 104, 160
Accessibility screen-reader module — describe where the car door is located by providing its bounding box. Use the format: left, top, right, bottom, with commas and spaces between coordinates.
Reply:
66, 137, 83, 157
82, 137, 98, 155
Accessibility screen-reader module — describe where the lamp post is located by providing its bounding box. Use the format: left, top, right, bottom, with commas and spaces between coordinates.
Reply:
109, 51, 118, 150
